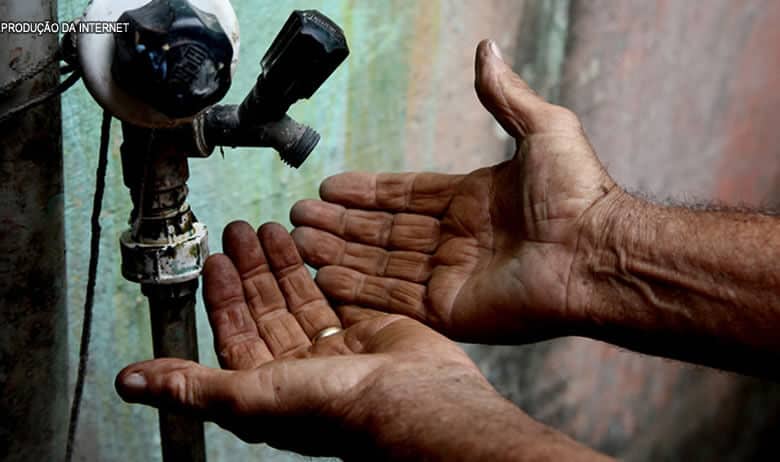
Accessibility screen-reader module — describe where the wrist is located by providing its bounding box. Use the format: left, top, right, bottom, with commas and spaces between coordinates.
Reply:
562, 183, 780, 377
344, 365, 599, 461
567, 187, 652, 331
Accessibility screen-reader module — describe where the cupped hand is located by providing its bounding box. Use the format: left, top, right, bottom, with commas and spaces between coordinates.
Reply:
290, 40, 618, 343
115, 221, 515, 459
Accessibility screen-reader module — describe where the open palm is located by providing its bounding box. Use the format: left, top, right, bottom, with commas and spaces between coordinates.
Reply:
290, 41, 616, 343
116, 221, 485, 457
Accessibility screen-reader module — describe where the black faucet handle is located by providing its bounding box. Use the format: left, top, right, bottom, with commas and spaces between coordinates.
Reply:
240, 10, 349, 123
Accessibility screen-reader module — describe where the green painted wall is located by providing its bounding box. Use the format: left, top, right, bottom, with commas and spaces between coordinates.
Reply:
58, 1, 522, 459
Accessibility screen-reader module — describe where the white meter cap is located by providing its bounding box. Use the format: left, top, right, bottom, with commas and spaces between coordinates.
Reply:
77, 0, 239, 128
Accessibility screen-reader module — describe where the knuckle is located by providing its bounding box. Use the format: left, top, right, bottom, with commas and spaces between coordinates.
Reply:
162, 371, 190, 404
160, 363, 200, 407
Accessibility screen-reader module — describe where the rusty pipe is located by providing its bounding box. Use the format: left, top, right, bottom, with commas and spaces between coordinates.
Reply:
120, 123, 207, 462
143, 281, 205, 462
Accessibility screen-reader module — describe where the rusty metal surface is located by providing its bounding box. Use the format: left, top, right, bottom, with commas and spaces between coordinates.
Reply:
146, 282, 206, 462
0, 1, 66, 461
120, 119, 209, 460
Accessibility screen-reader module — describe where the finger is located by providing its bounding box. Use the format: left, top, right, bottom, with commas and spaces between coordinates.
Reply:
315, 172, 464, 215
116, 358, 240, 420
290, 200, 440, 252
222, 221, 310, 357
336, 305, 409, 353
474, 39, 580, 138
302, 305, 391, 358
258, 223, 341, 341
306, 305, 418, 358
222, 220, 271, 276
334, 306, 461, 360
292, 227, 432, 283
336, 305, 394, 326
115, 358, 292, 425
316, 266, 427, 322
116, 356, 383, 424
203, 254, 273, 369
307, 305, 422, 358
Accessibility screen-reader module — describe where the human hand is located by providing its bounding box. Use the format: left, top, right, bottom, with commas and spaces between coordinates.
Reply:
115, 222, 591, 460
290, 40, 619, 343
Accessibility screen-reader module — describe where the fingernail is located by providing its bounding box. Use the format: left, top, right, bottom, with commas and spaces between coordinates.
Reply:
123, 372, 147, 391
489, 40, 503, 61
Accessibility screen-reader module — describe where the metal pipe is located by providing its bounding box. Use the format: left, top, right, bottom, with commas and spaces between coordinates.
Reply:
120, 124, 208, 462
0, 1, 67, 461
143, 282, 205, 462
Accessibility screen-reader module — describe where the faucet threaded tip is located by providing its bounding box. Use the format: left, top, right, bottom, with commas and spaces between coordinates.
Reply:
280, 126, 320, 168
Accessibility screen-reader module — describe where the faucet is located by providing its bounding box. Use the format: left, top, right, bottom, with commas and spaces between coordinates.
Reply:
74, 1, 349, 460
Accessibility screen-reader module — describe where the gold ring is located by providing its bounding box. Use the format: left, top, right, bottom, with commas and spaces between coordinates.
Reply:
313, 326, 343, 343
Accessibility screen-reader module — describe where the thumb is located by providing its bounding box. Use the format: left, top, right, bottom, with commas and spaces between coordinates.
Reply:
116, 356, 384, 420
475, 39, 576, 138
116, 358, 243, 419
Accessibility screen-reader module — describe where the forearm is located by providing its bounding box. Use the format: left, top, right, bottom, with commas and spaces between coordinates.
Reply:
571, 191, 780, 378
346, 372, 608, 462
